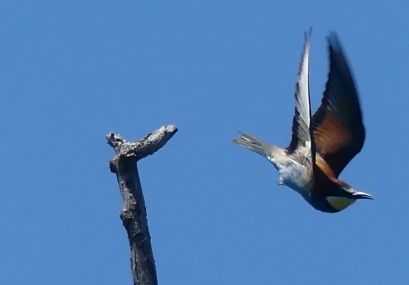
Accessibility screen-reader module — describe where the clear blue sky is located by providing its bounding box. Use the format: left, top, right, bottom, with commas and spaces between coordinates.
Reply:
1, 1, 408, 284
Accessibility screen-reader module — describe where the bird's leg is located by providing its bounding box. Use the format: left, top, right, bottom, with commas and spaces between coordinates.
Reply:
277, 176, 285, 185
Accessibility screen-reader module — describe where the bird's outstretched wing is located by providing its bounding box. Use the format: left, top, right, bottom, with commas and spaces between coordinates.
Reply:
287, 28, 315, 168
312, 32, 365, 177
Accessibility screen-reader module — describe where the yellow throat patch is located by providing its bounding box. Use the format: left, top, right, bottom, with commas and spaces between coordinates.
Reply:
325, 196, 356, 211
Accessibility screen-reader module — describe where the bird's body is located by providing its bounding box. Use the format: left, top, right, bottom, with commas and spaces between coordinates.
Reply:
232, 29, 373, 213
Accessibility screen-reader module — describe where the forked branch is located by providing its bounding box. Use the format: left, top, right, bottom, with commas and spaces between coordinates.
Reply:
107, 125, 178, 285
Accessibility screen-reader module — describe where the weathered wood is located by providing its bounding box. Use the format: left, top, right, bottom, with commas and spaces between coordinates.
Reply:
107, 125, 178, 285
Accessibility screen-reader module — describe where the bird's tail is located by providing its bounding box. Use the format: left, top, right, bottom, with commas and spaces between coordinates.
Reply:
232, 132, 278, 158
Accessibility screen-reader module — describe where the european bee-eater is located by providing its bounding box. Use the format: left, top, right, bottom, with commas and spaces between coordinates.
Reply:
232, 29, 373, 213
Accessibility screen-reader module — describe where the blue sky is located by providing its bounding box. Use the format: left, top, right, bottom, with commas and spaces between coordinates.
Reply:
1, 1, 408, 284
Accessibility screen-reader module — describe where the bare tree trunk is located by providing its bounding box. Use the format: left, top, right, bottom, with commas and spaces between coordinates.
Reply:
106, 125, 178, 285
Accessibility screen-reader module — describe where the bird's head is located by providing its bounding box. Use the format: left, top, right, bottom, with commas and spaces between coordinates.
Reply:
325, 182, 373, 212
340, 183, 374, 200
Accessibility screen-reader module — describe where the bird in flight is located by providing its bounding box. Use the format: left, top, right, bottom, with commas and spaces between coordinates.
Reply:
232, 29, 373, 213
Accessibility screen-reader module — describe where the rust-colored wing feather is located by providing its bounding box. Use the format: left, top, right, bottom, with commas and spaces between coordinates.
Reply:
312, 32, 365, 177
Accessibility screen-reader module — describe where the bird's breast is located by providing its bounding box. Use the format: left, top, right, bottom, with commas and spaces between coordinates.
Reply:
278, 162, 313, 197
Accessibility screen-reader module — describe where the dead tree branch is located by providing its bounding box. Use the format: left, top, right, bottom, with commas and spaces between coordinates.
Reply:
107, 125, 178, 285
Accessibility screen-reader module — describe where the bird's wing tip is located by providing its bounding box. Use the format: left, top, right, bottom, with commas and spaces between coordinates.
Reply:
326, 31, 342, 50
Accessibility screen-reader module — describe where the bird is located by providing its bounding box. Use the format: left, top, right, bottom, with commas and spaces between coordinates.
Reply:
232, 29, 373, 213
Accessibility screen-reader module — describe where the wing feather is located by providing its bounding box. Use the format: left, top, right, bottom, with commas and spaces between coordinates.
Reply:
312, 32, 365, 177
287, 28, 315, 167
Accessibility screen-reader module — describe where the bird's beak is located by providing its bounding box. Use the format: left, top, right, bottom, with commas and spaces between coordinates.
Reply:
352, 191, 374, 200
